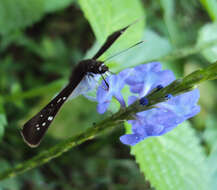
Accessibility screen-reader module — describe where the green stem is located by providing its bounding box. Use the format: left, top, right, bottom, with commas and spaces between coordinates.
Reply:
0, 62, 216, 181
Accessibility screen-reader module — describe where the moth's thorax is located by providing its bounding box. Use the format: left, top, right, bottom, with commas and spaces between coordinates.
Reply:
79, 59, 108, 74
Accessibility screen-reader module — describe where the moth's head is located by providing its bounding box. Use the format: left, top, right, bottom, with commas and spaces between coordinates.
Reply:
88, 60, 109, 74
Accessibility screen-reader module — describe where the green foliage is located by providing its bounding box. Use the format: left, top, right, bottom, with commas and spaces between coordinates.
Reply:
0, 160, 21, 190
0, 114, 6, 142
0, 98, 7, 142
203, 116, 217, 190
0, 0, 75, 35
207, 151, 217, 190
204, 115, 217, 153
158, 0, 180, 46
44, 0, 74, 13
200, 0, 217, 21
0, 0, 44, 35
198, 23, 217, 62
130, 122, 209, 190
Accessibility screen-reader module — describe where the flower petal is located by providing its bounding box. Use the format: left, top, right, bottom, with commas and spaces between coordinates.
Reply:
120, 134, 144, 146
97, 101, 110, 114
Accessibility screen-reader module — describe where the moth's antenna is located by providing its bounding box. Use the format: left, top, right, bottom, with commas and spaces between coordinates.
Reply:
128, 15, 146, 27
103, 41, 144, 62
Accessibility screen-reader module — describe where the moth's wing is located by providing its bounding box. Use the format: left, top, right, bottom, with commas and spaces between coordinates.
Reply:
68, 74, 100, 100
21, 83, 76, 147
92, 25, 130, 60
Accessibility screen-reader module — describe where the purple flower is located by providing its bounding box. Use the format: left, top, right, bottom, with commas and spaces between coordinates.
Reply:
96, 68, 132, 113
125, 62, 175, 97
120, 89, 200, 145
96, 62, 200, 146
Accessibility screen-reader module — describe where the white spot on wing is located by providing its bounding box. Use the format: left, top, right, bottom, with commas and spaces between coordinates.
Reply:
63, 97, 66, 100
57, 98, 61, 103
36, 127, 40, 131
36, 124, 39, 127
40, 115, 43, 118
48, 116, 53, 121
42, 122, 46, 126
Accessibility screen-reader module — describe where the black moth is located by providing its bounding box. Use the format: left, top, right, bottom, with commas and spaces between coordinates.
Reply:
21, 22, 135, 148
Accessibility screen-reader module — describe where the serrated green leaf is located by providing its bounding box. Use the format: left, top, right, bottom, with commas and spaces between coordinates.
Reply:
0, 0, 44, 35
207, 150, 217, 190
197, 23, 217, 62
202, 113, 217, 189
78, 0, 145, 59
129, 121, 209, 190
200, 0, 217, 21
203, 115, 217, 189
44, 0, 74, 13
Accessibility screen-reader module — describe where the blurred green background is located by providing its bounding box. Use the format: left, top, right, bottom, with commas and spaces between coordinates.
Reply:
0, 0, 217, 189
